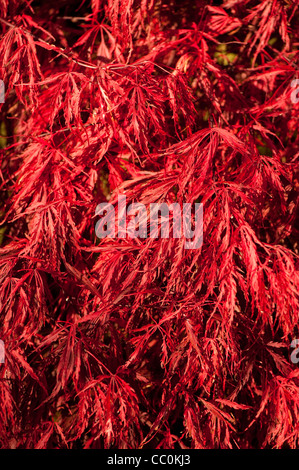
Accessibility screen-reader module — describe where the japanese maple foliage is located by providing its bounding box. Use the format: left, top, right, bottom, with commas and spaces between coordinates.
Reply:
0, 0, 298, 449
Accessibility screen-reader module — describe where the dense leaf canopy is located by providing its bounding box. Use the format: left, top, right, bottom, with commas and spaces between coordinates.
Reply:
0, 0, 298, 449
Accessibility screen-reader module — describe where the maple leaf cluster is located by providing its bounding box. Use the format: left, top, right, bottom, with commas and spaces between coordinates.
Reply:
0, 0, 298, 449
